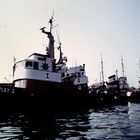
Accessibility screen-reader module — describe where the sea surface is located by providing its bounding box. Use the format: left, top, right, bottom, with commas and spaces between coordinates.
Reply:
0, 102, 140, 140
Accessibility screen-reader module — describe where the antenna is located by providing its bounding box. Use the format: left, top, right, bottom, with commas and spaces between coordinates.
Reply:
139, 57, 140, 74
138, 57, 140, 83
121, 56, 125, 77
13, 56, 16, 78
55, 30, 67, 64
13, 56, 16, 65
75, 59, 77, 67
4, 77, 10, 83
49, 11, 54, 32
52, 10, 54, 19
116, 69, 118, 79
56, 30, 62, 46
40, 11, 58, 34
49, 11, 59, 32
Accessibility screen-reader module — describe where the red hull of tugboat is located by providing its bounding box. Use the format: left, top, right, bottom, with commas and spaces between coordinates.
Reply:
14, 79, 88, 95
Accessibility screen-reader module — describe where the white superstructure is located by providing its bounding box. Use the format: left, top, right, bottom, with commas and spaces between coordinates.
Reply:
12, 16, 89, 93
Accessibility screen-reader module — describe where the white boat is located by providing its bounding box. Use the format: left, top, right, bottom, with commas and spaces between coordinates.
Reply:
11, 16, 88, 96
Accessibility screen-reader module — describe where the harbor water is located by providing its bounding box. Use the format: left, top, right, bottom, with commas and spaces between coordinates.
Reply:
0, 102, 140, 139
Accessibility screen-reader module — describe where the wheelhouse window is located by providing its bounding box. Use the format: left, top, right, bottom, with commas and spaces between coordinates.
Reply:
77, 72, 81, 77
33, 62, 38, 70
82, 72, 84, 76
25, 61, 33, 68
25, 61, 38, 70
38, 57, 46, 61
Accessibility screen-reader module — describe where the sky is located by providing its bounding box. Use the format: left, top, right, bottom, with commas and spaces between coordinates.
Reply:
0, 0, 140, 87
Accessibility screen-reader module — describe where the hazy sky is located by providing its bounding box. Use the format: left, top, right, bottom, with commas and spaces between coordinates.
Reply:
0, 0, 140, 87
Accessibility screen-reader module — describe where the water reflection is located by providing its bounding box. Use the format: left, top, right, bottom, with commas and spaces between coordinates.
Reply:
87, 105, 129, 139
127, 102, 140, 139
0, 109, 91, 139
0, 104, 140, 139
55, 111, 90, 139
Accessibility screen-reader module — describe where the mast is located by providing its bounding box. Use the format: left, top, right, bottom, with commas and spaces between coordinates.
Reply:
101, 54, 104, 84
12, 56, 16, 79
40, 15, 55, 59
56, 31, 63, 64
116, 69, 118, 80
121, 57, 125, 77
139, 58, 140, 83
57, 43, 64, 64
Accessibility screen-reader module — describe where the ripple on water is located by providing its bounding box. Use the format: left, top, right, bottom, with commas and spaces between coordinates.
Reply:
0, 103, 140, 139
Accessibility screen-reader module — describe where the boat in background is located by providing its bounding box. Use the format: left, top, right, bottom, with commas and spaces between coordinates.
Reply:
89, 56, 129, 104
106, 74, 129, 95
89, 54, 106, 95
127, 58, 140, 102
106, 59, 129, 104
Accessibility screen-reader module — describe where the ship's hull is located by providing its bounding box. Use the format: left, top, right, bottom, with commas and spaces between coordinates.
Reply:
0, 83, 130, 111
0, 81, 89, 110
127, 91, 140, 103
13, 79, 88, 95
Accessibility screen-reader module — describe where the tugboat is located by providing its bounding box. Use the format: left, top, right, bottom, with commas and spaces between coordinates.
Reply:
0, 16, 89, 108
106, 58, 129, 103
106, 74, 129, 95
89, 54, 106, 95
14, 16, 88, 94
